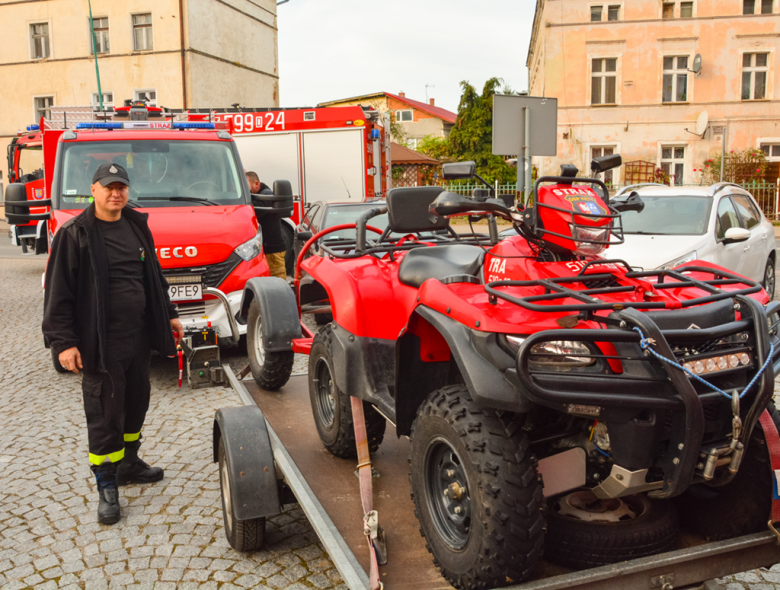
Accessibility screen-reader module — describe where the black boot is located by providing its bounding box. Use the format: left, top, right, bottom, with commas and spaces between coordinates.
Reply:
92, 463, 121, 525
117, 438, 164, 485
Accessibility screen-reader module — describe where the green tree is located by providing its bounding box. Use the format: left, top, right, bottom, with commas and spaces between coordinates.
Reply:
416, 135, 450, 161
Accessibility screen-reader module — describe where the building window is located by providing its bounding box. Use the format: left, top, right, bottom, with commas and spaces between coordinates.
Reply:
30, 23, 50, 59
760, 143, 780, 160
661, 146, 686, 185
742, 53, 768, 100
34, 96, 54, 121
763, 0, 774, 13
744, 0, 773, 12
89, 17, 109, 54
134, 89, 157, 106
608, 5, 621, 20
663, 2, 675, 18
591, 6, 603, 21
591, 58, 617, 105
91, 92, 114, 109
663, 56, 689, 102
744, 0, 756, 13
132, 14, 153, 51
591, 146, 617, 184
680, 1, 693, 17
395, 109, 413, 122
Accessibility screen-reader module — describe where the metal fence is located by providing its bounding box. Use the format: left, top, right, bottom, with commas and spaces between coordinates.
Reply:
443, 180, 780, 221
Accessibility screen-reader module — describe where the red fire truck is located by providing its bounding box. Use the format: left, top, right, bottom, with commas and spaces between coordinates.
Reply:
6, 127, 49, 254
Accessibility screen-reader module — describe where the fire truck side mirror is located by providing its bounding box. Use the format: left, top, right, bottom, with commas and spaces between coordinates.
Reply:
273, 180, 293, 197
442, 161, 476, 180
4, 183, 50, 225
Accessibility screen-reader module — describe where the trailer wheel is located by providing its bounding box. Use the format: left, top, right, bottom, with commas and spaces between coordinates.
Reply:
52, 348, 68, 374
308, 325, 386, 458
674, 402, 780, 540
409, 385, 544, 589
282, 223, 295, 278
544, 491, 679, 569
218, 438, 266, 552
247, 298, 293, 391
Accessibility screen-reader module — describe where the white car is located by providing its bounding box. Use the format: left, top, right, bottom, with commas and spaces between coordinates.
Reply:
607, 182, 777, 298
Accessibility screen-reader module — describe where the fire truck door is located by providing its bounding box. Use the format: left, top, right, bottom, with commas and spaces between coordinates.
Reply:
302, 129, 364, 203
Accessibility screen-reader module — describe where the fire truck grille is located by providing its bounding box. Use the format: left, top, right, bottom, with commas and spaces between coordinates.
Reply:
162, 253, 242, 290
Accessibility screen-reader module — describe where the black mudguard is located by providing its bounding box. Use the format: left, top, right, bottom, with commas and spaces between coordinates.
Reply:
415, 306, 532, 413
239, 277, 301, 352
213, 406, 281, 520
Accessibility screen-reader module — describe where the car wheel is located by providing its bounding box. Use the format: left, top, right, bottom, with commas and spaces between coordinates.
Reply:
763, 258, 775, 300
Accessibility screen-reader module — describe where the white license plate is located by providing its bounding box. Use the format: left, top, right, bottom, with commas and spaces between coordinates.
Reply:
169, 284, 202, 301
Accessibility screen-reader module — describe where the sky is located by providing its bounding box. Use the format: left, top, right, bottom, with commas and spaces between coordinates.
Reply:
276, 0, 537, 114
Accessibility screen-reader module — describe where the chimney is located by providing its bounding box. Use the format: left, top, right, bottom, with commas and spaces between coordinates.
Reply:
429, 98, 435, 106
399, 92, 405, 98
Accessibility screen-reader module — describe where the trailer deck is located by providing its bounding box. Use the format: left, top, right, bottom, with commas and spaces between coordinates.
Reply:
224, 367, 780, 590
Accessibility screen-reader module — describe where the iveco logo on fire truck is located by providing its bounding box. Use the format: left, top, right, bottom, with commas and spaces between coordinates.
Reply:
156, 246, 198, 259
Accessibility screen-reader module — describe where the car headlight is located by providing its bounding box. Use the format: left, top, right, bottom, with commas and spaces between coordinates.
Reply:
503, 336, 595, 367
659, 250, 697, 270
233, 227, 264, 261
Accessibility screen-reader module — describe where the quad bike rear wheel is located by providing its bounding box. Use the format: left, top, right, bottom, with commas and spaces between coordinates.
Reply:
544, 491, 679, 569
308, 325, 386, 458
674, 402, 780, 540
246, 298, 294, 391
409, 385, 545, 589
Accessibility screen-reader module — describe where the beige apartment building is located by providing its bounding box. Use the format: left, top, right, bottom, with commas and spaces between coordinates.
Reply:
527, 0, 780, 185
0, 0, 278, 182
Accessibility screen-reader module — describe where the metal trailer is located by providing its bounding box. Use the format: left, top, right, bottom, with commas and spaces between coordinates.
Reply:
215, 367, 780, 590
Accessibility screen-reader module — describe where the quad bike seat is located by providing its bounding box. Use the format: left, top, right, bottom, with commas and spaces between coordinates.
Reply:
398, 245, 485, 288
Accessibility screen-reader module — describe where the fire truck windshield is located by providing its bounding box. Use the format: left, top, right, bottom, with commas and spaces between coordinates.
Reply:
57, 140, 247, 209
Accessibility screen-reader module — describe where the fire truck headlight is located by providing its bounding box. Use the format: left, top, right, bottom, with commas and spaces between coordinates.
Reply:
234, 227, 264, 261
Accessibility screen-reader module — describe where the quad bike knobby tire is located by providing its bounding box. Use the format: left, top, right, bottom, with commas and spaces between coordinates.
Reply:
674, 402, 780, 541
52, 348, 68, 373
544, 491, 679, 569
218, 438, 265, 551
246, 298, 293, 391
409, 385, 545, 590
308, 324, 386, 458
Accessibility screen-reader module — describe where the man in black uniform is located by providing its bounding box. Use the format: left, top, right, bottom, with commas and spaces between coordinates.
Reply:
246, 171, 288, 279
43, 163, 184, 525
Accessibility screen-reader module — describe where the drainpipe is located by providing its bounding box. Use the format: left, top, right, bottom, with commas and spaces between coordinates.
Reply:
178, 0, 187, 109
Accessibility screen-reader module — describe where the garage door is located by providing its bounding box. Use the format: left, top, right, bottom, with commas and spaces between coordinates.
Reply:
233, 133, 301, 196
302, 130, 364, 203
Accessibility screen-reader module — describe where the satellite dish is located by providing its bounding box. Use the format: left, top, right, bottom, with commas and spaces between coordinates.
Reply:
691, 54, 703, 75
696, 111, 709, 136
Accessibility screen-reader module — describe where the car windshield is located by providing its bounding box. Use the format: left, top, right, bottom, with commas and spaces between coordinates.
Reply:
57, 140, 246, 209
321, 205, 391, 240
620, 196, 712, 235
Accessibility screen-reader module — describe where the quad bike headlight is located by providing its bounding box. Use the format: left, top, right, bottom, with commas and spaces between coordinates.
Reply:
569, 225, 609, 257
233, 227, 264, 261
503, 336, 595, 368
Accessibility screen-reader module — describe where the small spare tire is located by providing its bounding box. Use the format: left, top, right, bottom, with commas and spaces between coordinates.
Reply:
545, 491, 679, 570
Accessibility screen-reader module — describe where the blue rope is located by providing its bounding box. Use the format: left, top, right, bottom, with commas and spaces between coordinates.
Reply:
632, 326, 774, 400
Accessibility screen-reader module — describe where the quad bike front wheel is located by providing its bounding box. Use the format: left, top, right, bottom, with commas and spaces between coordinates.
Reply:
218, 438, 265, 551
246, 298, 294, 391
308, 324, 386, 458
409, 385, 545, 589
544, 491, 679, 569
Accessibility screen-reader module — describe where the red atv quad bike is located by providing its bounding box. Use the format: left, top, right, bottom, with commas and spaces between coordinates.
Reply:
240, 155, 780, 590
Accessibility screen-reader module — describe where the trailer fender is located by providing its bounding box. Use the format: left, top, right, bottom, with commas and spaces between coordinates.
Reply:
413, 306, 532, 414
239, 277, 301, 352
213, 406, 281, 521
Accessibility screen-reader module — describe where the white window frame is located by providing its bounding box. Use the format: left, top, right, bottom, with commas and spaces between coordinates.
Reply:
606, 4, 622, 20
741, 50, 772, 101
589, 56, 620, 105
395, 109, 413, 123
91, 91, 114, 110
29, 20, 51, 60
89, 17, 110, 55
32, 95, 54, 122
661, 1, 695, 18
662, 54, 691, 103
758, 137, 780, 161
589, 4, 604, 21
131, 13, 154, 51
588, 143, 622, 185
133, 89, 157, 106
658, 143, 690, 185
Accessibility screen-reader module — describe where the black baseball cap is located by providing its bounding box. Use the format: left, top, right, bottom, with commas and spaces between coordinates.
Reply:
92, 163, 130, 187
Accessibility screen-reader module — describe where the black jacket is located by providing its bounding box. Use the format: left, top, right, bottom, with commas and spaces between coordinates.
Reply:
42, 204, 178, 373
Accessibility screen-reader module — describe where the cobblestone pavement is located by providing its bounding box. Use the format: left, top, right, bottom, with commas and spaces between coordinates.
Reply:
0, 256, 345, 590
2, 250, 780, 590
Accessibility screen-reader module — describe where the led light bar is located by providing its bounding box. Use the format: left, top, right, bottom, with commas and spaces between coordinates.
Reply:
165, 275, 202, 285
173, 122, 215, 130
683, 352, 752, 376
76, 122, 122, 130
27, 124, 40, 131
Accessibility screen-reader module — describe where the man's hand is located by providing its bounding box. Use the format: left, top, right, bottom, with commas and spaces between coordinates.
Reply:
59, 347, 83, 374
171, 318, 185, 346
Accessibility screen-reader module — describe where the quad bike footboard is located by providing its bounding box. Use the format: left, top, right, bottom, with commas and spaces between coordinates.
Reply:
515, 295, 779, 500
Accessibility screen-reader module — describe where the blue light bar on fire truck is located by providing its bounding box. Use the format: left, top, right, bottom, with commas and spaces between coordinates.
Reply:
74, 121, 216, 130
